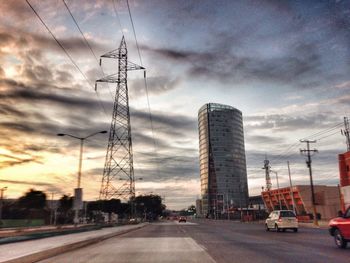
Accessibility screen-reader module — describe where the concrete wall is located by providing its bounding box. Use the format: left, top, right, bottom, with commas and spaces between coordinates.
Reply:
297, 185, 341, 219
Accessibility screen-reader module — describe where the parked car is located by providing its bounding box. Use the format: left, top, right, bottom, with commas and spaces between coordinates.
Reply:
328, 207, 350, 248
265, 210, 298, 232
179, 216, 187, 223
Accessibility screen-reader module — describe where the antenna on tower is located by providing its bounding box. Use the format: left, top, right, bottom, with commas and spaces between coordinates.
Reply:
341, 117, 350, 151
263, 155, 272, 191
96, 37, 144, 204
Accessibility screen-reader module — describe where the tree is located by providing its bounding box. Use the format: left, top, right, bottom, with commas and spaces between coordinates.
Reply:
59, 195, 73, 212
18, 189, 47, 210
87, 199, 122, 223
134, 194, 165, 220
16, 189, 48, 220
58, 195, 73, 224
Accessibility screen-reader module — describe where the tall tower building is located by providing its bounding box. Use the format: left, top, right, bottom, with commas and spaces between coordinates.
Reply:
198, 103, 248, 218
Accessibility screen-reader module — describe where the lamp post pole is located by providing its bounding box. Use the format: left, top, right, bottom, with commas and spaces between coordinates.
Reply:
57, 130, 107, 225
271, 171, 282, 210
0, 187, 7, 221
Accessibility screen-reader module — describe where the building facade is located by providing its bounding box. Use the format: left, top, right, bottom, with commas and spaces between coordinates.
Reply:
339, 151, 350, 211
198, 103, 248, 218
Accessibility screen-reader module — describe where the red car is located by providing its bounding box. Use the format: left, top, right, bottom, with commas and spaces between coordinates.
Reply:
329, 207, 350, 248
178, 216, 187, 223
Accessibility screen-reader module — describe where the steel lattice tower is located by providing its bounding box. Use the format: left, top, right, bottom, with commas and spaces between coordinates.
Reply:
96, 37, 144, 201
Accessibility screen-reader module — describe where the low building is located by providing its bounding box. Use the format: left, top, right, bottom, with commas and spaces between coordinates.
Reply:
261, 185, 341, 220
248, 195, 265, 210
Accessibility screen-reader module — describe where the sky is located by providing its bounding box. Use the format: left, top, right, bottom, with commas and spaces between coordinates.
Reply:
0, 0, 349, 210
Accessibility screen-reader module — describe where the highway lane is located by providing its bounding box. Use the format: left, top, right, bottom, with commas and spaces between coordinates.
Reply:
39, 220, 349, 263
183, 219, 349, 263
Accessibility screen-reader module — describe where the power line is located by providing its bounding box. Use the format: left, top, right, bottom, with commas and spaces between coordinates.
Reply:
301, 122, 343, 140
126, 0, 143, 66
62, 0, 98, 62
25, 0, 109, 117
125, 0, 160, 179
270, 121, 343, 165
112, 0, 124, 36
315, 130, 341, 141
62, 0, 114, 101
26, 0, 93, 88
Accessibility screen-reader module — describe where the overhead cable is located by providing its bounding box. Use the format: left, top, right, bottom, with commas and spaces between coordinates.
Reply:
112, 0, 124, 36
26, 0, 109, 117
61, 0, 114, 100
125, 0, 160, 177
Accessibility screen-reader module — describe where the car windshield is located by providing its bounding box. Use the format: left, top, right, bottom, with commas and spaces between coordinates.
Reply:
280, 211, 296, 218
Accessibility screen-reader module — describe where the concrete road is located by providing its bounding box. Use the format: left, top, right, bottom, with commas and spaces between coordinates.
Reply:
39, 220, 349, 263
185, 219, 349, 263
39, 221, 215, 263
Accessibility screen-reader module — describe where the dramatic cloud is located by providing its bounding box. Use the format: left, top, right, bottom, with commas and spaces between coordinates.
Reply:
131, 109, 197, 137
0, 154, 43, 169
244, 113, 340, 132
142, 42, 328, 88
130, 76, 182, 97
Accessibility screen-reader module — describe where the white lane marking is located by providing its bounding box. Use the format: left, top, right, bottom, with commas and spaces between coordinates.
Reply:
109, 237, 216, 262
151, 221, 198, 226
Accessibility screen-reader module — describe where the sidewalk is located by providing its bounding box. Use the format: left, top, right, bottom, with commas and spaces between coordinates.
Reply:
0, 223, 148, 263
298, 220, 329, 229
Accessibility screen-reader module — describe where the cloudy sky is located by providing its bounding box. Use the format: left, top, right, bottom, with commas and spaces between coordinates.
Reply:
0, 0, 349, 209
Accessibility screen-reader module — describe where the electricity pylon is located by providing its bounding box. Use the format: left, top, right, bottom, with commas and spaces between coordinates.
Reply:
96, 36, 144, 202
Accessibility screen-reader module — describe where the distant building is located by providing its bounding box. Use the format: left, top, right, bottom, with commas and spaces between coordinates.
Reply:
261, 185, 341, 219
195, 199, 202, 217
339, 151, 350, 211
248, 195, 266, 211
198, 103, 248, 218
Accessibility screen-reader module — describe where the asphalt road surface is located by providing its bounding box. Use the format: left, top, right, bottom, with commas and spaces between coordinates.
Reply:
39, 220, 349, 263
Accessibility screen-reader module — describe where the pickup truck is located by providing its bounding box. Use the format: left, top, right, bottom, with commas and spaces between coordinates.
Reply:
329, 207, 350, 248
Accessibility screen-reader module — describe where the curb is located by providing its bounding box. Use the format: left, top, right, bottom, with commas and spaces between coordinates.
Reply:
0, 226, 103, 245
3, 224, 147, 263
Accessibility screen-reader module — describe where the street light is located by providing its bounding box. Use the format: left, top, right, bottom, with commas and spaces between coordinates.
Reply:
0, 187, 8, 221
57, 130, 107, 224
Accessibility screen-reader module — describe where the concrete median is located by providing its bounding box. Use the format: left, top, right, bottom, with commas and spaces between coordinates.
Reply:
0, 223, 148, 263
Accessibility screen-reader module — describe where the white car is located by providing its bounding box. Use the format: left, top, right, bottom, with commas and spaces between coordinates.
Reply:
265, 210, 298, 232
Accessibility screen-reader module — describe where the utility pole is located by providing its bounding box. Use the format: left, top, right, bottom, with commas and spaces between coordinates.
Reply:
262, 157, 273, 211
50, 192, 54, 225
226, 193, 229, 220
0, 187, 7, 221
341, 117, 350, 151
263, 157, 272, 191
271, 170, 282, 210
300, 140, 319, 226
238, 184, 243, 221
287, 161, 296, 215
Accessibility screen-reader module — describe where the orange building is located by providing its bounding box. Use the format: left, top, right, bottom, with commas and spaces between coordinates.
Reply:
261, 185, 341, 220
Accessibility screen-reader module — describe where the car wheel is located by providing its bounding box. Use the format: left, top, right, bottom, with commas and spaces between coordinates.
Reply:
265, 224, 269, 231
334, 229, 347, 249
275, 224, 280, 232
293, 228, 298, 233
